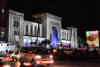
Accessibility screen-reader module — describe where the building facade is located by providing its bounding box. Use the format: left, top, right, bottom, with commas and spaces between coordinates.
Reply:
7, 10, 78, 49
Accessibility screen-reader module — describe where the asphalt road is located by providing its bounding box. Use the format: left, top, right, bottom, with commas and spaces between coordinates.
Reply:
0, 57, 100, 67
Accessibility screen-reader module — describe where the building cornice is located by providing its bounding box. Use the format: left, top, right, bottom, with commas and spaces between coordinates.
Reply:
8, 10, 24, 17
31, 12, 62, 20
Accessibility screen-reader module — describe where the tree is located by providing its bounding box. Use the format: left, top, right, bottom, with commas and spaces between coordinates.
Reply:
42, 39, 51, 44
35, 16, 43, 46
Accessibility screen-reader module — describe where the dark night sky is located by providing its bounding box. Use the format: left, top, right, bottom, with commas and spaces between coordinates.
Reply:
7, 0, 100, 42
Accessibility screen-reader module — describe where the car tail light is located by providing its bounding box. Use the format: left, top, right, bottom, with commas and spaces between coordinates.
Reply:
36, 56, 41, 58
50, 55, 53, 58
4, 65, 10, 67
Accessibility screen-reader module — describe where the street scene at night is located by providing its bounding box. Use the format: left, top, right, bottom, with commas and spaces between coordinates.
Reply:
0, 0, 100, 67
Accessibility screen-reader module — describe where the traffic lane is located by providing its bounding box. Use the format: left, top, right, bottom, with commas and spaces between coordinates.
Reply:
1, 57, 100, 67
2, 59, 100, 67
0, 57, 55, 67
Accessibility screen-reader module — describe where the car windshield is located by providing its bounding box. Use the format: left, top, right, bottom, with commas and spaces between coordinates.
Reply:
34, 49, 51, 55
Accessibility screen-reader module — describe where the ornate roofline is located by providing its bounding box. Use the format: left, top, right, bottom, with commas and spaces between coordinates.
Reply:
31, 12, 62, 20
7, 10, 24, 16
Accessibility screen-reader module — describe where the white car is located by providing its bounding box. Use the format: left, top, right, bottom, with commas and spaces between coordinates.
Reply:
19, 47, 53, 67
12, 51, 24, 61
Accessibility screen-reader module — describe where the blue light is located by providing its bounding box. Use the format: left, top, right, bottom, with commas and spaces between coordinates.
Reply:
24, 39, 27, 46
33, 39, 36, 43
50, 26, 58, 48
37, 40, 40, 44
24, 39, 27, 43
29, 39, 31, 43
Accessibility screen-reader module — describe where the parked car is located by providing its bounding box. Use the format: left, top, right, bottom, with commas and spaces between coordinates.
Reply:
85, 51, 95, 59
12, 51, 24, 61
0, 52, 4, 57
63, 49, 73, 55
70, 50, 86, 59
0, 59, 10, 67
4, 51, 14, 57
19, 47, 53, 67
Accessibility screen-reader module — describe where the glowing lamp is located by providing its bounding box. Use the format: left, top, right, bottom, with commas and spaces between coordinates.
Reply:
53, 49, 57, 53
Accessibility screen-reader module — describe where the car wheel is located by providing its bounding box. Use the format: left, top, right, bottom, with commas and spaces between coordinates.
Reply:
47, 64, 51, 66
12, 57, 14, 61
19, 58, 24, 65
31, 59, 35, 67
16, 58, 18, 61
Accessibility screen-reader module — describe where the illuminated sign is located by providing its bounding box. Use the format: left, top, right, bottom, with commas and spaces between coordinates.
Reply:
86, 31, 99, 47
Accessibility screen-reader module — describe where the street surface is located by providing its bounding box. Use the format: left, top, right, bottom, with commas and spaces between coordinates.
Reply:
0, 57, 100, 67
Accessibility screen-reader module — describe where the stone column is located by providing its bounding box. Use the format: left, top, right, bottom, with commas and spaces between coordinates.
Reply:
19, 17, 24, 47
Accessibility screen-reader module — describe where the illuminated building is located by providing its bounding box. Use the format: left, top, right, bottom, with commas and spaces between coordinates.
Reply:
7, 10, 78, 49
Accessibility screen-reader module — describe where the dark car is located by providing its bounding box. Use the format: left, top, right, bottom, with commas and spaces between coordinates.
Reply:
70, 50, 86, 59
85, 51, 95, 59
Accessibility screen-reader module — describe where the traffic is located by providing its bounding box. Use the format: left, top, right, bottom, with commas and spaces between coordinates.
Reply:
0, 46, 100, 67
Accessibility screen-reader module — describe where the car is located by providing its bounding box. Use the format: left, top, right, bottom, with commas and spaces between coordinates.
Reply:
12, 51, 24, 61
85, 51, 95, 59
70, 50, 86, 59
19, 47, 53, 67
63, 49, 73, 55
0, 59, 10, 67
4, 51, 14, 57
0, 52, 4, 57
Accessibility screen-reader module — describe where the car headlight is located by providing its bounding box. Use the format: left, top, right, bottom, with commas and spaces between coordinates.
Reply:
4, 65, 10, 67
36, 56, 41, 59
17, 55, 20, 58
50, 55, 53, 58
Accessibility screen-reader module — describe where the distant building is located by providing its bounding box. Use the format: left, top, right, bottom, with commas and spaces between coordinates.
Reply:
0, 0, 78, 49
7, 10, 78, 49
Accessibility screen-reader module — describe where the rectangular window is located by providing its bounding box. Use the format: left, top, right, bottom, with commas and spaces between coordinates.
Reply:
31, 26, 33, 36
26, 25, 28, 35
14, 31, 19, 35
2, 9, 5, 13
1, 32, 4, 38
67, 33, 68, 40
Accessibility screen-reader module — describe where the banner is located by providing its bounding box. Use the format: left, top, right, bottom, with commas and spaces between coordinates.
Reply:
86, 31, 99, 47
